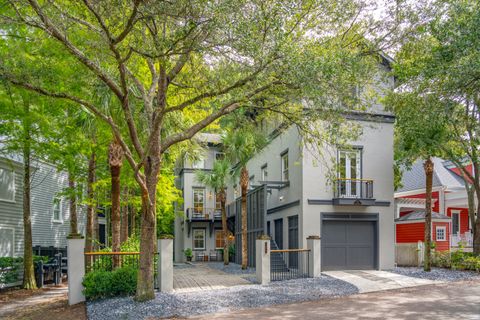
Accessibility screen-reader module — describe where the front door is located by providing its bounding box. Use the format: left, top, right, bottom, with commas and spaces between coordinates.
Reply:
452, 212, 460, 235
274, 219, 283, 249
338, 150, 361, 197
288, 216, 299, 267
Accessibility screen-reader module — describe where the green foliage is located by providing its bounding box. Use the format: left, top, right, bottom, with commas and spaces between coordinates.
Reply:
83, 266, 138, 299
183, 248, 193, 258
432, 251, 480, 272
120, 236, 140, 252
0, 256, 49, 284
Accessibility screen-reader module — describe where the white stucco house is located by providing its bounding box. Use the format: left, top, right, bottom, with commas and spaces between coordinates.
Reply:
173, 59, 396, 271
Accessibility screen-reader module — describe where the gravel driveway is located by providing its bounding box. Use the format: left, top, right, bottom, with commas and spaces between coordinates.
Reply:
390, 267, 480, 282
87, 275, 358, 320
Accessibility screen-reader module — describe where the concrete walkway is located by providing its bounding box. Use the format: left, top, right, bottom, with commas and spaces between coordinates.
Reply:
173, 263, 253, 292
323, 270, 440, 293
0, 285, 68, 317
197, 280, 480, 320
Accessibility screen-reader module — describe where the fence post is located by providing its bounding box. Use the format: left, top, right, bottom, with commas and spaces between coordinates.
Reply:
256, 235, 270, 285
417, 241, 424, 267
67, 236, 85, 305
307, 235, 321, 277
157, 236, 173, 292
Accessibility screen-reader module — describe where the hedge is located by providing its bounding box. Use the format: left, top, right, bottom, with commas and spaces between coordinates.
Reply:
83, 266, 137, 300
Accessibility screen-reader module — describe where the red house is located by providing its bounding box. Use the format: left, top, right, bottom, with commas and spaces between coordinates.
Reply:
395, 211, 451, 251
395, 158, 473, 251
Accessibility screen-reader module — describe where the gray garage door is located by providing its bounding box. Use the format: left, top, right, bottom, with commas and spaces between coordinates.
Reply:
322, 218, 377, 270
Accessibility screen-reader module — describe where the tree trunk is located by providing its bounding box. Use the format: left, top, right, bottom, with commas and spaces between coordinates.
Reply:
423, 157, 434, 271
466, 183, 475, 234
130, 204, 136, 237
135, 155, 159, 301
474, 191, 480, 254
240, 166, 249, 269
121, 204, 129, 244
219, 189, 229, 265
109, 140, 123, 266
68, 173, 78, 236
22, 102, 36, 290
86, 150, 96, 266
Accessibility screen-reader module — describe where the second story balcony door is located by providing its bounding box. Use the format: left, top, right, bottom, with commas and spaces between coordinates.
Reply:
338, 150, 361, 198
193, 188, 205, 217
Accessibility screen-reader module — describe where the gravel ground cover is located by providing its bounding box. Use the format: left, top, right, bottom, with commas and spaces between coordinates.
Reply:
87, 275, 358, 320
390, 267, 480, 282
204, 262, 256, 275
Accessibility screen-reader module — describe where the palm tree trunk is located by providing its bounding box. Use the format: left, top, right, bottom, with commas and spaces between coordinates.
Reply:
240, 166, 249, 269
68, 173, 78, 236
219, 189, 229, 265
109, 140, 123, 267
22, 102, 36, 290
423, 157, 433, 272
86, 150, 96, 265
121, 204, 129, 244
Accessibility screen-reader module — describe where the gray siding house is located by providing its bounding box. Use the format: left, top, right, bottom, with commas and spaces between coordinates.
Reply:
0, 155, 86, 258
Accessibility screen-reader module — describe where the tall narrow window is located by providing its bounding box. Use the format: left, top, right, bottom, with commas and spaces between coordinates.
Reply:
52, 198, 62, 222
192, 229, 206, 250
261, 164, 268, 181
215, 230, 225, 249
193, 188, 205, 215
0, 167, 15, 202
281, 152, 289, 181
214, 193, 222, 217
338, 149, 361, 197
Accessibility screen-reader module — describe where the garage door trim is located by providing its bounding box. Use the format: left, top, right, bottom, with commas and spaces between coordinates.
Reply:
321, 212, 379, 270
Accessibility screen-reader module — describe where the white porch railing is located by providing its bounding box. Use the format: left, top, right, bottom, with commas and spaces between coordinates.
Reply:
450, 231, 473, 247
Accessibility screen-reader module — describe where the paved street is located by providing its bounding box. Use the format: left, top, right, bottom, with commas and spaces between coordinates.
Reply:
196, 280, 480, 320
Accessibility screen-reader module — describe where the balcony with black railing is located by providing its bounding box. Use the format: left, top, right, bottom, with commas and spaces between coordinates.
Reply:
186, 207, 222, 222
333, 178, 375, 205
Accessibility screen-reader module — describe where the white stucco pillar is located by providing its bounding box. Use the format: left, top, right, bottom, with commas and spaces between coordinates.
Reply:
67, 237, 85, 305
158, 238, 173, 292
256, 235, 270, 285
307, 235, 321, 277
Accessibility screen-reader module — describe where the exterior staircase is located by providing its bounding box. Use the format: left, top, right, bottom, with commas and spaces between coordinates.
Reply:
270, 239, 289, 273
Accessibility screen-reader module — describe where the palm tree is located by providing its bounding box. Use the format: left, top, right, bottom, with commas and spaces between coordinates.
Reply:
196, 159, 231, 265
223, 129, 266, 269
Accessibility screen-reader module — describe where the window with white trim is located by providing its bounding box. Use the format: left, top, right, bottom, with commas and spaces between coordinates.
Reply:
261, 164, 268, 181
436, 226, 446, 241
193, 188, 205, 215
192, 158, 205, 169
52, 198, 62, 222
0, 167, 15, 202
192, 229, 206, 250
281, 152, 289, 181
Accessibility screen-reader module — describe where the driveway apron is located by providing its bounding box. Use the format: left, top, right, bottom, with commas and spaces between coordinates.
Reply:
323, 270, 440, 293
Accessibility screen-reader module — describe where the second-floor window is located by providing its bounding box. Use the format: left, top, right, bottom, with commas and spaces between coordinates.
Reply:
192, 158, 205, 169
261, 164, 268, 181
52, 198, 62, 222
338, 149, 361, 197
0, 167, 15, 202
215, 152, 225, 161
281, 151, 289, 181
193, 188, 205, 214
215, 193, 222, 214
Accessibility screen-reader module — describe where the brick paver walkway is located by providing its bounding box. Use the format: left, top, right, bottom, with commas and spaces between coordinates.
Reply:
173, 263, 253, 292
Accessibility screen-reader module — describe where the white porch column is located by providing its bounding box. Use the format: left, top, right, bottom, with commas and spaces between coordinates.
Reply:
256, 235, 270, 285
67, 237, 85, 305
307, 235, 321, 277
157, 237, 173, 292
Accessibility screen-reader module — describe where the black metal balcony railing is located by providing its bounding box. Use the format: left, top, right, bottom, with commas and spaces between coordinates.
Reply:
186, 207, 222, 221
335, 178, 374, 199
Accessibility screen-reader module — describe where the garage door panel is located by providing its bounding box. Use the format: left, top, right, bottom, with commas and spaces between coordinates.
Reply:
347, 222, 375, 243
322, 221, 347, 243
347, 246, 375, 269
322, 247, 347, 269
322, 219, 377, 271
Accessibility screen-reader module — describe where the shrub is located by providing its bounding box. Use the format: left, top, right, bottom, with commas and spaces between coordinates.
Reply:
83, 266, 137, 300
432, 251, 451, 268
110, 266, 137, 296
